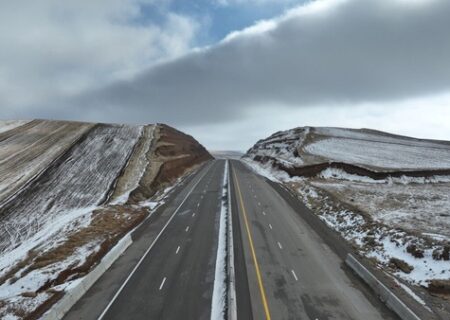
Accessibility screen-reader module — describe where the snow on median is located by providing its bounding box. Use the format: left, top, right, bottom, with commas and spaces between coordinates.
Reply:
211, 160, 229, 320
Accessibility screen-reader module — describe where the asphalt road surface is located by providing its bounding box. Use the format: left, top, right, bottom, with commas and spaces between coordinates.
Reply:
229, 160, 397, 320
64, 159, 398, 320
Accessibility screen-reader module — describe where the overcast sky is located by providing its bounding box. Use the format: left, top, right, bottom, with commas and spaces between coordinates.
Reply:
1, 0, 450, 151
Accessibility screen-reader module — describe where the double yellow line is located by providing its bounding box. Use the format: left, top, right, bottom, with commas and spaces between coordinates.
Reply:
232, 170, 272, 320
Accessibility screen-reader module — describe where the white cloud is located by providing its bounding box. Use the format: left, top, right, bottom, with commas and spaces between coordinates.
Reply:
2, 0, 450, 150
47, 0, 450, 126
0, 0, 198, 110
184, 96, 450, 150
216, 0, 297, 6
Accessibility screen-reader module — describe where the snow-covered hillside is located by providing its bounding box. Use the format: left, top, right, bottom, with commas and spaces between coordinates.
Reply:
247, 127, 450, 171
244, 126, 450, 312
0, 120, 212, 319
0, 120, 30, 134
0, 120, 94, 206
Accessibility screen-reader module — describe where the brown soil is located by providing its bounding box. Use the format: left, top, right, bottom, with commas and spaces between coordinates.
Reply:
253, 155, 450, 180
35, 205, 147, 291
0, 205, 147, 318
389, 257, 414, 274
406, 244, 425, 258
0, 119, 95, 208
428, 280, 450, 295
109, 125, 155, 202
432, 245, 450, 261
0, 122, 212, 319
130, 124, 213, 202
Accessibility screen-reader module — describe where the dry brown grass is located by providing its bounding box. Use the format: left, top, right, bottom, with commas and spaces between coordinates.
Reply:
1, 204, 147, 319
0, 250, 38, 286
34, 205, 147, 291
0, 123, 212, 319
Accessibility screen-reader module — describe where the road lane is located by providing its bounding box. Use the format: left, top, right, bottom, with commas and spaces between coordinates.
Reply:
230, 160, 398, 320
98, 160, 225, 320
64, 160, 225, 320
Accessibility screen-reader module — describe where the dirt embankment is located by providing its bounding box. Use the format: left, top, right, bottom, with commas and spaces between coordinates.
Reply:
0, 119, 95, 208
0, 121, 212, 320
130, 123, 213, 201
252, 155, 450, 180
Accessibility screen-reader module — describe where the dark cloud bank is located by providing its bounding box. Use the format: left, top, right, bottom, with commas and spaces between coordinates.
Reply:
46, 0, 450, 126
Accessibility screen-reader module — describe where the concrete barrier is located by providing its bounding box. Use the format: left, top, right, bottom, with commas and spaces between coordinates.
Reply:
41, 235, 133, 320
345, 254, 421, 320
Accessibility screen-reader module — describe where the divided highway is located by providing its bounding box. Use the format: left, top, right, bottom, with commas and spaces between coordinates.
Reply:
64, 159, 398, 320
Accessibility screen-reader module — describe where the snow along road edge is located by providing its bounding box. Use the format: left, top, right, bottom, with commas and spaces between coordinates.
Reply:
41, 235, 133, 320
227, 160, 237, 320
211, 160, 232, 320
346, 254, 422, 320
96, 161, 214, 320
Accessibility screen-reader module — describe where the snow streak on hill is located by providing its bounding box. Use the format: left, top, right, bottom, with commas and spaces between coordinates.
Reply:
247, 126, 450, 171
244, 126, 450, 314
0, 120, 212, 319
0, 123, 141, 253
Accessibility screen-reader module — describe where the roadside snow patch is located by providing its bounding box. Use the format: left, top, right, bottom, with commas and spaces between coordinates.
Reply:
211, 160, 229, 320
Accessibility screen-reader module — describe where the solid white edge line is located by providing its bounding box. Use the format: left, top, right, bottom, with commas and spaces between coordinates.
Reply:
159, 277, 167, 290
97, 162, 214, 320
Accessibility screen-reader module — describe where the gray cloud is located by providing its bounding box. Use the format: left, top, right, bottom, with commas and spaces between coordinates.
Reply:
0, 0, 197, 116
49, 0, 450, 126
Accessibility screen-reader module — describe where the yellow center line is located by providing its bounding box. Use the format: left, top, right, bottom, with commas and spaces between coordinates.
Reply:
233, 170, 272, 320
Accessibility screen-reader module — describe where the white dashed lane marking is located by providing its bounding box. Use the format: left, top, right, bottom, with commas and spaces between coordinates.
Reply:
159, 277, 167, 290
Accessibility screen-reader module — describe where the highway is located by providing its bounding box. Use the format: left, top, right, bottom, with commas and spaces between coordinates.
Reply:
65, 160, 225, 320
64, 159, 397, 320
229, 160, 397, 320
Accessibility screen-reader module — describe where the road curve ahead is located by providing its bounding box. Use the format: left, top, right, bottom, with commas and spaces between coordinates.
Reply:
229, 160, 398, 320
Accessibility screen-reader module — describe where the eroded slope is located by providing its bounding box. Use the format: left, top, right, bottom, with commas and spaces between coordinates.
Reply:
0, 120, 212, 319
245, 126, 450, 318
